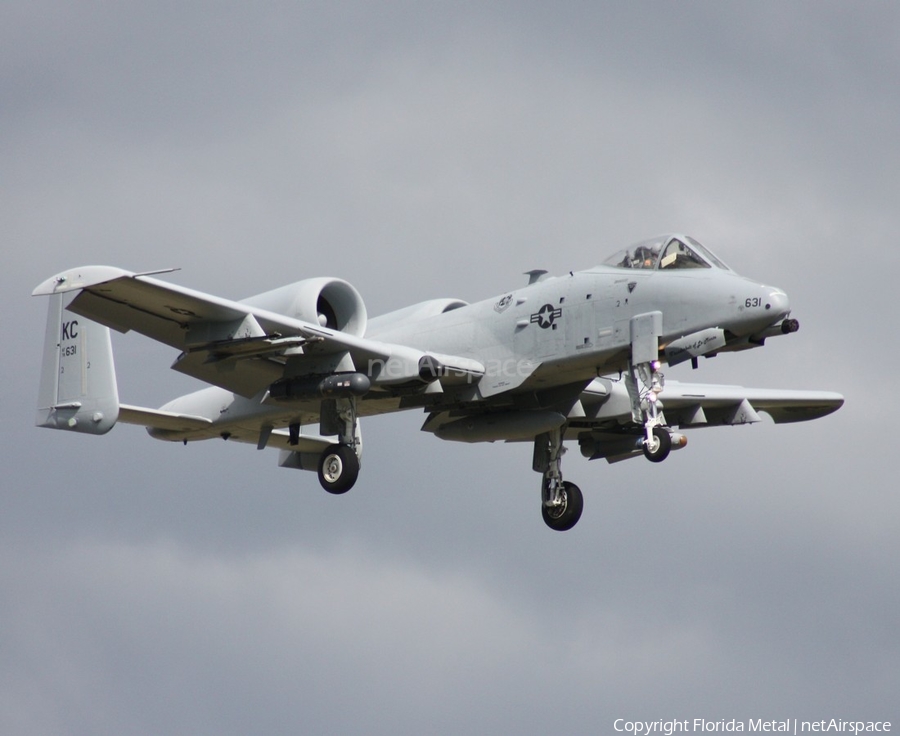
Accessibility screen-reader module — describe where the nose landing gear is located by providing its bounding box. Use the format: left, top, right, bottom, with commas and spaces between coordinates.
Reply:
627, 359, 673, 464
642, 425, 672, 463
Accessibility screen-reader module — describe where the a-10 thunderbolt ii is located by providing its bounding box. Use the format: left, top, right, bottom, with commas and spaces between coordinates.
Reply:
33, 234, 842, 530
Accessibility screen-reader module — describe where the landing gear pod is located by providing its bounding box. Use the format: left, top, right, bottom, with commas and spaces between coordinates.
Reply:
268, 372, 371, 401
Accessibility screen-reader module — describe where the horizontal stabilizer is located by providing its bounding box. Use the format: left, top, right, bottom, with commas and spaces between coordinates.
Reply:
117, 405, 213, 432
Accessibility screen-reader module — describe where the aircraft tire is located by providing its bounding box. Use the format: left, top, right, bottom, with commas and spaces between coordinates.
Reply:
317, 444, 360, 494
642, 426, 672, 463
542, 481, 583, 532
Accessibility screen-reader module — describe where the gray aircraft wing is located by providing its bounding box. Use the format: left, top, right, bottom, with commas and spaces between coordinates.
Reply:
649, 380, 845, 425
567, 378, 844, 462
32, 266, 439, 398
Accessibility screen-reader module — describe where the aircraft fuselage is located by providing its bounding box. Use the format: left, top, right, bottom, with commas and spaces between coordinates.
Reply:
368, 264, 790, 388
154, 262, 790, 443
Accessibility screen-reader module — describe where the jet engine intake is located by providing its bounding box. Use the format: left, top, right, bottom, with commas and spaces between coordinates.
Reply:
241, 277, 367, 337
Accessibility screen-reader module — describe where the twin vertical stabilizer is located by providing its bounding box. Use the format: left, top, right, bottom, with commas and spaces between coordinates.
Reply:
36, 293, 119, 434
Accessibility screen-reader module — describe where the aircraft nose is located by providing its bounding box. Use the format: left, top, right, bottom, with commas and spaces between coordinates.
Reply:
766, 288, 790, 320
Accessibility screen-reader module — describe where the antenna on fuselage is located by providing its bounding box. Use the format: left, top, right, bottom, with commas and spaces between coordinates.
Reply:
524, 269, 548, 285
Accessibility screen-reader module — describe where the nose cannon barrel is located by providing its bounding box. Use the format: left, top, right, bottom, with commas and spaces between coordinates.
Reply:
751, 317, 800, 343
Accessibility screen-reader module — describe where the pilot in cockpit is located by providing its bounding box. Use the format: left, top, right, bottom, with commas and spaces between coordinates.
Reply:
632, 242, 661, 269
659, 238, 708, 269
606, 235, 732, 272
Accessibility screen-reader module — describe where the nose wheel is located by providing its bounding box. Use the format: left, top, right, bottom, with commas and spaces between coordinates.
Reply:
625, 358, 675, 464
643, 425, 672, 463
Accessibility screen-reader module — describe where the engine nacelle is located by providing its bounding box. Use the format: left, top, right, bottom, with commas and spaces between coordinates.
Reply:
241, 277, 367, 337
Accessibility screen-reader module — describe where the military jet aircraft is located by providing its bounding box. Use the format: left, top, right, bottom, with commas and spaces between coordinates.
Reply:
33, 234, 842, 530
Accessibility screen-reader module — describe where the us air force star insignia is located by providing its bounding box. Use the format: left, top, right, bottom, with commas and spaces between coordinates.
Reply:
530, 303, 562, 328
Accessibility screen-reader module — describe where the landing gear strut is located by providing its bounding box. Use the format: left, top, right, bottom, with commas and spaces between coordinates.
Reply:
534, 427, 583, 531
317, 397, 361, 494
626, 358, 672, 464
626, 312, 674, 463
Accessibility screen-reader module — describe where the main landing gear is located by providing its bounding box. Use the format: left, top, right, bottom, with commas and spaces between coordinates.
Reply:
532, 334, 677, 531
318, 444, 359, 494
542, 480, 584, 532
534, 427, 583, 531
316, 397, 361, 494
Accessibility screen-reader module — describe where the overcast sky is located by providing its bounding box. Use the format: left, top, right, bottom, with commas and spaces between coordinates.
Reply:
2, 2, 896, 734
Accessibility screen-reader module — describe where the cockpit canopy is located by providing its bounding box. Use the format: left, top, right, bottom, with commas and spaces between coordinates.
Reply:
603, 235, 731, 271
